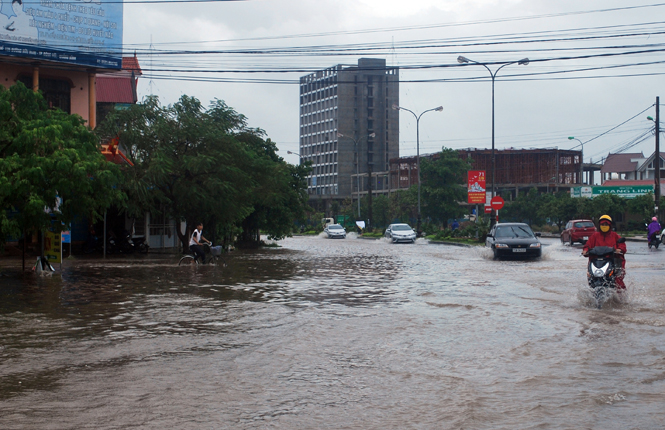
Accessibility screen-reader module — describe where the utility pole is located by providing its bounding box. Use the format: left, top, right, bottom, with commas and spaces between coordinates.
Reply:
367, 145, 372, 229
656, 96, 661, 213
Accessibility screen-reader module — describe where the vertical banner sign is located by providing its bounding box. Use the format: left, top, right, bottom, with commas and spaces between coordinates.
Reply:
468, 170, 486, 204
44, 230, 62, 264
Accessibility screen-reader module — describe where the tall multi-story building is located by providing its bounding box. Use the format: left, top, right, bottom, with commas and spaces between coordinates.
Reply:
299, 58, 399, 207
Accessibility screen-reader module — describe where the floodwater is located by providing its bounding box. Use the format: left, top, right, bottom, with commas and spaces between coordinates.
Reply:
1, 236, 664, 429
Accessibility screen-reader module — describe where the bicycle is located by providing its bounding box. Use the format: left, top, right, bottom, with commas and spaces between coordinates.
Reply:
178, 243, 226, 266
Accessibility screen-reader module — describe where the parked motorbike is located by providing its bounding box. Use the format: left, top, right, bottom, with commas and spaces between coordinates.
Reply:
116, 230, 135, 254
132, 236, 150, 254
586, 237, 626, 309
82, 233, 117, 254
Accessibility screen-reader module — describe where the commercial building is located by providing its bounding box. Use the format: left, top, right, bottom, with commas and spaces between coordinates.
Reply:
0, 0, 123, 126
388, 148, 584, 200
299, 58, 399, 208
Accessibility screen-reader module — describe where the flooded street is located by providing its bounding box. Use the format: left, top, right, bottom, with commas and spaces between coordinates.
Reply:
1, 236, 664, 429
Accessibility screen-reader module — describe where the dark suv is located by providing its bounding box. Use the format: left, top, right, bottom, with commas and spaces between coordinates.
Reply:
561, 219, 596, 245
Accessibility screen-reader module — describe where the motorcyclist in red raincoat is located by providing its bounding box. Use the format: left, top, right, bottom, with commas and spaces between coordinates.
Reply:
582, 214, 627, 289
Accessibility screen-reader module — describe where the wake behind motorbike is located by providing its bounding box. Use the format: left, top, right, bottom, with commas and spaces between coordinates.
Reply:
585, 237, 626, 309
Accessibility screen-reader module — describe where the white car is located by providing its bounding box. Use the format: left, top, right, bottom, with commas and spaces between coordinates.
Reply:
385, 223, 417, 243
324, 224, 347, 239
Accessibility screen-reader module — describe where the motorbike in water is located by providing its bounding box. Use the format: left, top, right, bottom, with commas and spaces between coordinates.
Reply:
646, 223, 661, 249
585, 237, 626, 309
648, 233, 660, 249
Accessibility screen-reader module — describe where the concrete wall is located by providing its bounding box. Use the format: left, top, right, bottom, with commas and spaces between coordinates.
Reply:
0, 63, 91, 123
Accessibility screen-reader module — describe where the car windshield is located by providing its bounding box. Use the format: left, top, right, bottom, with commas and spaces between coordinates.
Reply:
495, 225, 535, 238
574, 221, 594, 228
392, 225, 412, 231
329, 225, 344, 230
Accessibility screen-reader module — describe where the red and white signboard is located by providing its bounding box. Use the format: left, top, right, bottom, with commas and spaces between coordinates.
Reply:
490, 196, 505, 211
467, 170, 486, 204
484, 205, 492, 214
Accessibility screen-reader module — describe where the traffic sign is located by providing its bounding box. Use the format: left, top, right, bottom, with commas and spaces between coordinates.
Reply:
484, 205, 492, 214
490, 196, 505, 211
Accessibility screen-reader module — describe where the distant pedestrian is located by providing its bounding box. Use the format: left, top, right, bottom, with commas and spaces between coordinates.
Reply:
451, 219, 459, 230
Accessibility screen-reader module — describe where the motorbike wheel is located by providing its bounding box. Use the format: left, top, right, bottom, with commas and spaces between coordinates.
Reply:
593, 288, 605, 309
139, 244, 149, 254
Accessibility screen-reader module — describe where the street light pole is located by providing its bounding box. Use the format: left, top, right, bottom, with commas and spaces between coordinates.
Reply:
457, 56, 529, 225
568, 137, 584, 185
337, 132, 375, 219
287, 150, 301, 160
392, 105, 443, 234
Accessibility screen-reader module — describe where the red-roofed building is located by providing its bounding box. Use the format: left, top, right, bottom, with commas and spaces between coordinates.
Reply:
600, 151, 665, 184
600, 152, 645, 183
95, 55, 142, 167
96, 55, 142, 126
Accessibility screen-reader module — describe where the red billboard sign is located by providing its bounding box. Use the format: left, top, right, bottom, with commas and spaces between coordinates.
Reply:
468, 171, 486, 204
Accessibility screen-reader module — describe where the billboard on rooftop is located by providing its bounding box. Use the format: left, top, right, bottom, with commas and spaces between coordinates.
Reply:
0, 0, 123, 69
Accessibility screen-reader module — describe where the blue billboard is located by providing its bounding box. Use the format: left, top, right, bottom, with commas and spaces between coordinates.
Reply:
0, 0, 123, 69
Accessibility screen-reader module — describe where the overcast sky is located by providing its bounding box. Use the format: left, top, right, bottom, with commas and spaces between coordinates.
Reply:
123, 0, 665, 169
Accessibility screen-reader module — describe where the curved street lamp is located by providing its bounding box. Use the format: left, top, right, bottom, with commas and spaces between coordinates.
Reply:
287, 150, 301, 158
568, 136, 584, 185
457, 55, 529, 224
337, 132, 375, 218
392, 105, 443, 234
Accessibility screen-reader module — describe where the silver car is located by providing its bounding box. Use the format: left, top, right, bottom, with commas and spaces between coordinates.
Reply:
385, 223, 416, 243
324, 224, 347, 239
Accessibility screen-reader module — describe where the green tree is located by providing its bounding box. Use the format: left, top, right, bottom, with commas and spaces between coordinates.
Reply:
98, 95, 310, 249
626, 193, 654, 221
419, 148, 471, 223
0, 83, 122, 249
98, 95, 256, 251
538, 191, 578, 230
237, 133, 311, 244
578, 193, 627, 223
371, 194, 391, 229
503, 188, 542, 225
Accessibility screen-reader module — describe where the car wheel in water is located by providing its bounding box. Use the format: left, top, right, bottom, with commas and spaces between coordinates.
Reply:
569, 236, 574, 247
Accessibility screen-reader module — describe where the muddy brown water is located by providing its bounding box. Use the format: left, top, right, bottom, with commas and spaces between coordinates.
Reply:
1, 237, 664, 429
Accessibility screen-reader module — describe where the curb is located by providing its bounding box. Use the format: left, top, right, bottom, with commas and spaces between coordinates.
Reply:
426, 240, 476, 248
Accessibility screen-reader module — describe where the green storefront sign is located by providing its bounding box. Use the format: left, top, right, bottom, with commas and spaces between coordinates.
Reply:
571, 185, 654, 199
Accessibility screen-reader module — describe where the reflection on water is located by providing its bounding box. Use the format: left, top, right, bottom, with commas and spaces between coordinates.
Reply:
1, 237, 664, 428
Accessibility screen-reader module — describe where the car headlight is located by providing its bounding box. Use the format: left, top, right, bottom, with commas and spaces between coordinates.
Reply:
495, 243, 509, 248
529, 243, 541, 248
